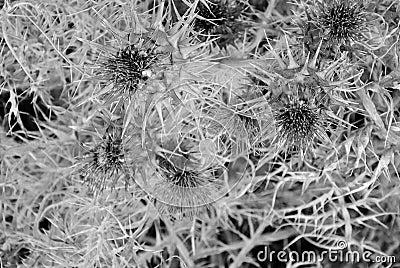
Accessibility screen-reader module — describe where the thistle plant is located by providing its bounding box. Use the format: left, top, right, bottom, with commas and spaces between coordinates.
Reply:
151, 138, 223, 220
250, 35, 340, 157
138, 89, 234, 219
93, 32, 176, 113
271, 86, 330, 154
92, 1, 205, 109
304, 0, 368, 55
77, 122, 130, 195
2, 0, 399, 267
313, 0, 366, 44
97, 37, 170, 103
192, 0, 249, 48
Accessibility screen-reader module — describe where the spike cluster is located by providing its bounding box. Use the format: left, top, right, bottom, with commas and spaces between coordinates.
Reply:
151, 137, 222, 219
256, 35, 337, 156
80, 1, 205, 197
94, 0, 205, 105
80, 0, 345, 218
78, 124, 129, 195
272, 93, 328, 153
192, 0, 249, 47
98, 41, 167, 101
312, 0, 366, 45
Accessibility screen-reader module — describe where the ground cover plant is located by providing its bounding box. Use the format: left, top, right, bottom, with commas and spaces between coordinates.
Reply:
0, 0, 400, 267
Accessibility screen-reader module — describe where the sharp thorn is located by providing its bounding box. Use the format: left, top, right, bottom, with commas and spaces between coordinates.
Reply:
300, 52, 310, 75
285, 34, 300, 69
132, 11, 148, 34
152, 0, 165, 30
168, 17, 192, 55
265, 36, 286, 70
309, 39, 323, 70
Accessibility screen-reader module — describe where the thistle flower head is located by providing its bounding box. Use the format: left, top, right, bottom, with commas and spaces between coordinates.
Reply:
151, 138, 222, 220
313, 0, 366, 45
139, 90, 243, 220
93, 0, 203, 105
155, 148, 210, 189
193, 0, 249, 47
97, 34, 171, 103
271, 87, 329, 155
78, 124, 130, 195
251, 35, 341, 156
101, 45, 160, 93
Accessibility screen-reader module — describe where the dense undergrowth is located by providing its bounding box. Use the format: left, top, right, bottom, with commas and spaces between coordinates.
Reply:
1, 0, 400, 267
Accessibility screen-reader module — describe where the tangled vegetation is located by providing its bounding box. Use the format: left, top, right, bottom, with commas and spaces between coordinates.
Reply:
1, 0, 399, 267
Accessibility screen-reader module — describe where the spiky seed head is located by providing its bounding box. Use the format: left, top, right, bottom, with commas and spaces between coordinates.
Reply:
98, 40, 168, 101
313, 0, 366, 45
152, 139, 222, 220
192, 0, 249, 47
92, 0, 208, 106
272, 91, 328, 154
251, 30, 341, 156
156, 154, 204, 188
78, 124, 129, 195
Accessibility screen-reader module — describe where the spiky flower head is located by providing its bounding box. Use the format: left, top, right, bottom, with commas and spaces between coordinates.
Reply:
92, 0, 206, 106
313, 0, 366, 45
250, 34, 342, 156
138, 88, 250, 220
271, 89, 329, 154
78, 123, 130, 195
96, 33, 171, 104
151, 137, 223, 220
192, 0, 249, 48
